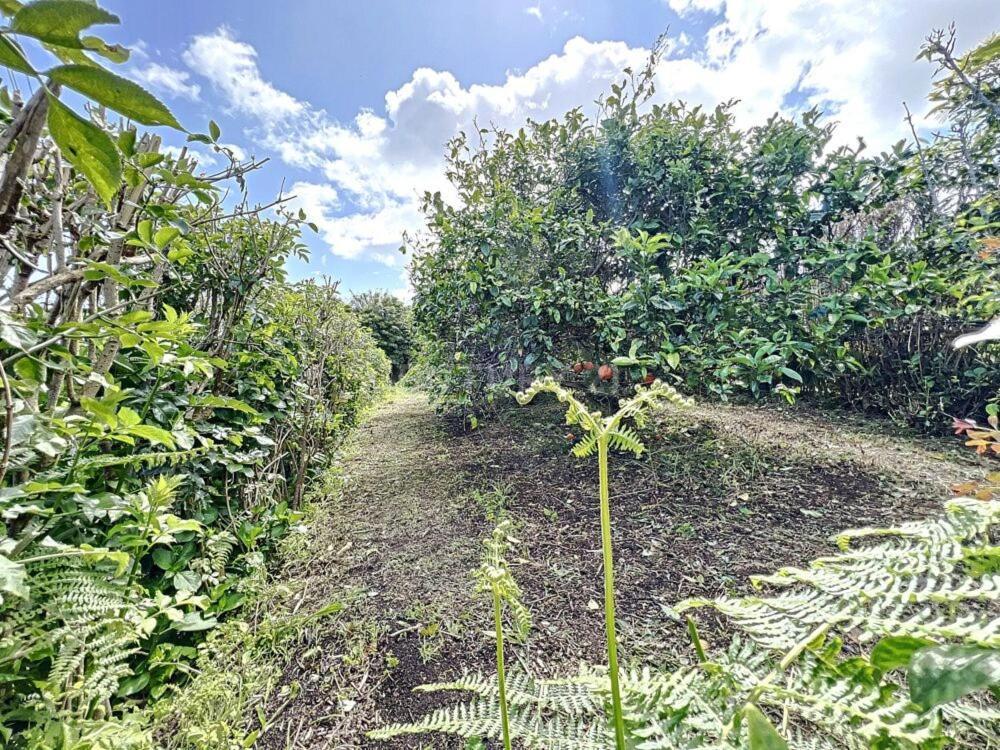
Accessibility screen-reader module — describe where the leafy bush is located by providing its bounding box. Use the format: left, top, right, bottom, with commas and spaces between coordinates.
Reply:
409, 30, 1000, 430
0, 3, 387, 745
350, 291, 414, 380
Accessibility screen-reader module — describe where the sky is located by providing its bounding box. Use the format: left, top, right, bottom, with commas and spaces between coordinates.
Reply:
91, 0, 1000, 299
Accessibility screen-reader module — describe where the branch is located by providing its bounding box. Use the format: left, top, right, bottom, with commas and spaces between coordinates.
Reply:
190, 195, 294, 227
0, 358, 12, 486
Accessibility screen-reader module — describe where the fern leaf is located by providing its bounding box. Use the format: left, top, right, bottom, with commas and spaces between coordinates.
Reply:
607, 426, 645, 456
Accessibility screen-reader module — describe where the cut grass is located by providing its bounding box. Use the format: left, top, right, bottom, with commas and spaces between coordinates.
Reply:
162, 389, 990, 748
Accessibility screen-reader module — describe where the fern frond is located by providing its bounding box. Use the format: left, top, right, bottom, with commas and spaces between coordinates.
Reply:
2, 552, 143, 712
676, 498, 1000, 649
191, 530, 239, 586
941, 699, 1000, 747
572, 430, 600, 458
612, 380, 693, 428
368, 696, 612, 749
36, 446, 209, 479
417, 671, 604, 715
515, 377, 602, 433
759, 653, 942, 747
607, 426, 645, 456
475, 520, 531, 640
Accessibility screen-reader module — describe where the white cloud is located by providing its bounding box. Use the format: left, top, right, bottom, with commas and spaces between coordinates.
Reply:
181, 3, 1000, 266
287, 181, 421, 261
391, 283, 414, 303
665, 0, 724, 15
133, 62, 201, 101
371, 251, 403, 267
182, 26, 302, 122
525, 5, 543, 21
650, 0, 998, 146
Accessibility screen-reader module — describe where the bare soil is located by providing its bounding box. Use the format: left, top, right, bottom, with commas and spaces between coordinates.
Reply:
255, 390, 987, 749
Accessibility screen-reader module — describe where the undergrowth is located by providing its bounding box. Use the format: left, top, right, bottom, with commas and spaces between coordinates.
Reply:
151, 468, 352, 749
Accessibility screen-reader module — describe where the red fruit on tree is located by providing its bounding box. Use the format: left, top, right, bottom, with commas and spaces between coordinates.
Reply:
582, 361, 595, 371
572, 362, 584, 373
643, 372, 655, 385
598, 364, 613, 382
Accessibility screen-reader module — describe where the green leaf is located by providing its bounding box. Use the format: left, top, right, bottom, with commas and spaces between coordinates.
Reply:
0, 555, 28, 602
174, 610, 218, 632
11, 0, 118, 49
666, 351, 680, 369
127, 424, 176, 449
117, 127, 136, 156
136, 151, 164, 168
13, 356, 44, 384
136, 218, 152, 245
152, 547, 176, 571
153, 226, 180, 249
47, 64, 181, 128
80, 35, 128, 63
0, 34, 34, 74
115, 672, 149, 698
77, 544, 130, 574
870, 636, 934, 672
208, 119, 221, 141
779, 367, 803, 383
83, 260, 155, 288
46, 94, 121, 207
116, 405, 141, 428
189, 394, 260, 417
80, 394, 118, 427
908, 645, 1000, 710
172, 570, 201, 592
0, 313, 28, 349
963, 545, 1000, 578
744, 704, 788, 750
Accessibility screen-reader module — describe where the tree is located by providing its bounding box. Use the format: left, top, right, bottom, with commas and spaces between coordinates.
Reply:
351, 291, 415, 380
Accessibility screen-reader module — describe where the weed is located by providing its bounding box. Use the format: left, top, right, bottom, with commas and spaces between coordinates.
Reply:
473, 481, 513, 521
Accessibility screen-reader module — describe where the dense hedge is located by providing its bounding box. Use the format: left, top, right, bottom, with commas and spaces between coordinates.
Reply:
351, 291, 415, 380
411, 31, 999, 429
0, 5, 388, 746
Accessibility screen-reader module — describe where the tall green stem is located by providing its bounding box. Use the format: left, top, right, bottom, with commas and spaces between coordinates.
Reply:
493, 590, 512, 750
598, 436, 626, 750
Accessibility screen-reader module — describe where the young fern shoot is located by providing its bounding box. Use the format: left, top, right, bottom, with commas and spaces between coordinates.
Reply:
475, 519, 532, 750
515, 376, 692, 750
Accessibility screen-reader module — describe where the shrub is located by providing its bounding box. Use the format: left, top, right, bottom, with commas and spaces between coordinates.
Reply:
350, 291, 414, 380
0, 4, 387, 744
409, 30, 1000, 431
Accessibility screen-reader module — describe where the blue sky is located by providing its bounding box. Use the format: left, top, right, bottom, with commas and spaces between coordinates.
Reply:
90, 0, 999, 298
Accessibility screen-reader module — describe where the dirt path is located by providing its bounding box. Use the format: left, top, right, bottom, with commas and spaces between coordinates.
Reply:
257, 390, 988, 748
